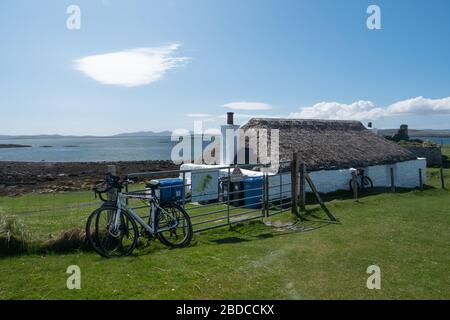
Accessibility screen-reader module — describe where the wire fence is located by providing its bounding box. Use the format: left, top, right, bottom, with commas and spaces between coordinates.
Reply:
125, 162, 293, 233
0, 160, 440, 239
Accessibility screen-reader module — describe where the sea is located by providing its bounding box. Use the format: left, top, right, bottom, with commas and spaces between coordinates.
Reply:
0, 135, 448, 163
0, 136, 179, 162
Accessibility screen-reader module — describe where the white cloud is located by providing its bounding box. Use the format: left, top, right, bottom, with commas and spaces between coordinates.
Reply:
185, 113, 213, 118
218, 113, 282, 119
74, 44, 190, 87
289, 96, 450, 120
223, 102, 272, 110
289, 100, 386, 120
387, 96, 450, 115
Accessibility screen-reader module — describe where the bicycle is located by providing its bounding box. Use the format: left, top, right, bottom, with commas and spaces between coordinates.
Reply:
86, 173, 193, 258
349, 168, 374, 192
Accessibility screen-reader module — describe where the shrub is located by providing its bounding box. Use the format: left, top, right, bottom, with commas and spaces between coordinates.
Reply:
0, 215, 92, 255
0, 215, 29, 255
43, 228, 89, 253
397, 139, 438, 148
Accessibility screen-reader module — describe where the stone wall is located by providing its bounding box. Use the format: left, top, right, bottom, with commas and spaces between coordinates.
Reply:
403, 146, 442, 167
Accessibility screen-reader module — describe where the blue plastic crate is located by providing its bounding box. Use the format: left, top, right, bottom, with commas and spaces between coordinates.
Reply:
243, 176, 263, 209
150, 178, 184, 203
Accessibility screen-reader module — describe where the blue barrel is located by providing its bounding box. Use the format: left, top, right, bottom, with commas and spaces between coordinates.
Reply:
149, 178, 184, 203
243, 177, 263, 209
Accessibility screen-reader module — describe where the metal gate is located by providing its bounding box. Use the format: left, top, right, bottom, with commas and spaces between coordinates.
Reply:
125, 162, 294, 233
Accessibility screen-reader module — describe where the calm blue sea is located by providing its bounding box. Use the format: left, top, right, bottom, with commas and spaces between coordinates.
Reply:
0, 136, 178, 162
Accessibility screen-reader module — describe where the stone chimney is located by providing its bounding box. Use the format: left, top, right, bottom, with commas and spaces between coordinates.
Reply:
220, 112, 239, 165
227, 112, 234, 125
367, 121, 379, 135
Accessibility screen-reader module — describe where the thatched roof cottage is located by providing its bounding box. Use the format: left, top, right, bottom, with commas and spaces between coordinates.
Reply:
238, 117, 426, 193
181, 113, 426, 195
240, 118, 417, 171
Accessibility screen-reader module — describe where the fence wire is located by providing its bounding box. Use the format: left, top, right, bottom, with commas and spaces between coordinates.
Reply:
0, 160, 432, 238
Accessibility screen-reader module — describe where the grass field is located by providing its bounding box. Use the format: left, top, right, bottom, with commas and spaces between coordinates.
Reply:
0, 148, 449, 299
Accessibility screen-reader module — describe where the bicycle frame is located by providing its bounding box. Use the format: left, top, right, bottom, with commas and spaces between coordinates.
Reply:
357, 169, 367, 190
111, 191, 177, 235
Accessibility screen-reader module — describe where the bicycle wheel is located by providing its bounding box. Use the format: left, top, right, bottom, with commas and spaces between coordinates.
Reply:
94, 205, 139, 258
363, 176, 374, 189
86, 208, 108, 256
155, 203, 193, 248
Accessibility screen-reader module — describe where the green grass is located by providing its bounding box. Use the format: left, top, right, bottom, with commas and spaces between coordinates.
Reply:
0, 191, 99, 238
0, 150, 449, 299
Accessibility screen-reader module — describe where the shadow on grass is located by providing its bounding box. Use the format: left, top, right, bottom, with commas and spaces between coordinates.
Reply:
197, 211, 339, 249
210, 236, 251, 244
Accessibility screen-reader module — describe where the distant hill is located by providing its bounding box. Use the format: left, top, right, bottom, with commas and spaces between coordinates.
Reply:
0, 134, 96, 139
0, 131, 173, 139
2, 129, 449, 139
378, 129, 450, 137
112, 131, 172, 137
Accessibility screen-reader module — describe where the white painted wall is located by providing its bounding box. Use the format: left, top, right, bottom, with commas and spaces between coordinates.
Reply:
267, 158, 426, 196
179, 158, 427, 199
364, 164, 388, 187
394, 158, 427, 188
308, 169, 352, 193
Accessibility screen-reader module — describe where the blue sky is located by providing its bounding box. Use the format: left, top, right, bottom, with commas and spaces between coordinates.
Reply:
1, 0, 450, 135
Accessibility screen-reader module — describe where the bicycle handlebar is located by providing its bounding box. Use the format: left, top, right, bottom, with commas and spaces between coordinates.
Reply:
92, 173, 126, 202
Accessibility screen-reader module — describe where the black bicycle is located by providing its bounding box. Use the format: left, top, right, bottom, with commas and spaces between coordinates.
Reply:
86, 173, 193, 258
349, 168, 374, 192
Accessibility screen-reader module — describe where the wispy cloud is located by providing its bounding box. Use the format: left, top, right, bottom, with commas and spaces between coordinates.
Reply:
223, 102, 272, 110
218, 113, 282, 119
185, 113, 213, 118
74, 44, 190, 87
289, 96, 450, 120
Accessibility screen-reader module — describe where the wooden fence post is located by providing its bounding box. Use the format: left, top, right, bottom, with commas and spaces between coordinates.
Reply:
291, 154, 299, 217
419, 168, 423, 190
299, 163, 306, 212
107, 165, 117, 203
440, 147, 445, 189
351, 171, 358, 200
390, 167, 396, 193
304, 172, 337, 221
264, 172, 269, 217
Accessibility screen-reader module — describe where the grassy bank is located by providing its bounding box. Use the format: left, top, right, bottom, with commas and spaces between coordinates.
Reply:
0, 186, 449, 299
0, 149, 449, 299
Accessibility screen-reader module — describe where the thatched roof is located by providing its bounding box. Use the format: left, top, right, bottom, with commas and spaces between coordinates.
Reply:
241, 118, 417, 171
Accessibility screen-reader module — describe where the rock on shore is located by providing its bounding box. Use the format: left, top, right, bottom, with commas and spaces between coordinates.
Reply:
0, 144, 32, 148
0, 160, 179, 196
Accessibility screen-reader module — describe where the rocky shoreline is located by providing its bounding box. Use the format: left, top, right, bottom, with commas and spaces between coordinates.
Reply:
0, 160, 179, 196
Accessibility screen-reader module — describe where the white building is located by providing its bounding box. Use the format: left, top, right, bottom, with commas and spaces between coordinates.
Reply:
182, 113, 426, 195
